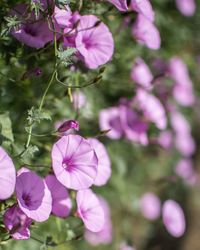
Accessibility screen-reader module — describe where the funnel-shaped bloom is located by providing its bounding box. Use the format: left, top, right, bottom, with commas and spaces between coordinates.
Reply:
132, 14, 161, 50
75, 15, 114, 69
99, 107, 123, 139
85, 196, 113, 245
140, 193, 161, 220
131, 57, 153, 89
170, 111, 196, 156
45, 175, 72, 217
52, 135, 98, 190
11, 4, 54, 49
53, 6, 72, 28
107, 0, 128, 11
0, 147, 16, 200
134, 89, 167, 130
130, 0, 155, 21
168, 57, 194, 106
162, 200, 186, 237
119, 104, 148, 145
175, 158, 197, 185
87, 138, 111, 186
3, 204, 32, 240
16, 168, 52, 222
76, 189, 104, 232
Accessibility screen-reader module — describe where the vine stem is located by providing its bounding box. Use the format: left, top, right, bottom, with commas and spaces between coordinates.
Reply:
24, 70, 56, 150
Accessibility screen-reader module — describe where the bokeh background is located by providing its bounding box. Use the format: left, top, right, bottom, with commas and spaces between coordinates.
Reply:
1, 0, 200, 249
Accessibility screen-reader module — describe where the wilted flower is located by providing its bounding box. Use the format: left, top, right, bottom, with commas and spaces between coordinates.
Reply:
45, 175, 72, 217
130, 0, 155, 21
0, 147, 16, 200
162, 200, 186, 237
51, 135, 98, 190
132, 14, 161, 50
3, 204, 32, 240
16, 168, 52, 222
87, 138, 111, 186
76, 189, 105, 232
85, 196, 113, 245
131, 57, 153, 89
140, 192, 161, 220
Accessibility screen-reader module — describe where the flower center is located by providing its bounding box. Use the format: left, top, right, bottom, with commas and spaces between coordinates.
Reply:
24, 25, 37, 37
22, 193, 32, 207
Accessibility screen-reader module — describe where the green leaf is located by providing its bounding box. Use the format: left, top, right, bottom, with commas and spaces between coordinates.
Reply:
27, 107, 51, 125
23, 145, 39, 158
55, 0, 70, 8
57, 47, 77, 67
0, 112, 14, 146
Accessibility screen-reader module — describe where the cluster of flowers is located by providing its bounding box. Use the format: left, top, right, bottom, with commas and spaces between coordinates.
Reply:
10, 0, 163, 74
96, 55, 198, 239
99, 55, 197, 185
0, 122, 112, 241
109, 0, 161, 50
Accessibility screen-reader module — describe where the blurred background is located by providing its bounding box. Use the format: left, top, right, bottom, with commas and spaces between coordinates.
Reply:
1, 0, 200, 249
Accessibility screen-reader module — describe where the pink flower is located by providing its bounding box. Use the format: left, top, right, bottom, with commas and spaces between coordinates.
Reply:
176, 0, 196, 16
168, 57, 194, 106
132, 14, 161, 50
53, 6, 72, 28
57, 120, 79, 133
11, 4, 54, 49
130, 0, 155, 21
157, 130, 173, 149
16, 168, 52, 222
119, 104, 148, 145
74, 15, 114, 69
140, 193, 161, 220
72, 91, 86, 109
107, 0, 128, 12
134, 89, 167, 130
45, 175, 72, 218
51, 135, 98, 190
0, 147, 16, 200
131, 57, 153, 89
87, 138, 111, 186
162, 200, 186, 237
85, 196, 113, 245
170, 111, 196, 156
99, 107, 123, 139
175, 158, 197, 185
3, 204, 32, 240
76, 189, 105, 232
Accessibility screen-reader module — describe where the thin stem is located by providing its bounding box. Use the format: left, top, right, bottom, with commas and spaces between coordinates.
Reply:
39, 70, 56, 111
